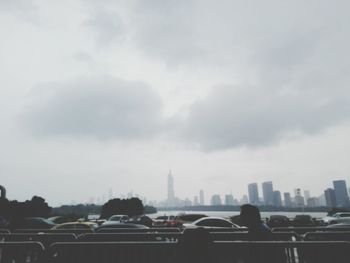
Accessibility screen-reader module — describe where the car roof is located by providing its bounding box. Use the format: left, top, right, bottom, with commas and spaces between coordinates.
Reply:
98, 223, 148, 229
56, 222, 95, 226
194, 216, 230, 222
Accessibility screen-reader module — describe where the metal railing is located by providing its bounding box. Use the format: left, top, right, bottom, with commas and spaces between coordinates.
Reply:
0, 240, 349, 263
96, 227, 181, 233
0, 241, 44, 263
272, 227, 350, 234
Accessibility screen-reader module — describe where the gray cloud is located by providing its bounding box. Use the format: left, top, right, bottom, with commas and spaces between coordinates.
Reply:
83, 9, 125, 47
181, 84, 350, 150
0, 0, 38, 21
20, 77, 164, 140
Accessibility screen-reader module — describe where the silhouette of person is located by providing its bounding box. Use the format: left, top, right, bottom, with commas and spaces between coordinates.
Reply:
239, 204, 286, 263
240, 204, 273, 241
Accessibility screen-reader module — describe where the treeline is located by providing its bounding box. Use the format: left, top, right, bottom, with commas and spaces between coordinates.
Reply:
0, 195, 157, 223
0, 196, 51, 224
53, 199, 157, 219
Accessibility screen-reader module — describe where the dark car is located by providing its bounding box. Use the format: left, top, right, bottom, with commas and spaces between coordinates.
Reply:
14, 217, 56, 229
267, 215, 290, 227
129, 215, 153, 227
292, 215, 315, 227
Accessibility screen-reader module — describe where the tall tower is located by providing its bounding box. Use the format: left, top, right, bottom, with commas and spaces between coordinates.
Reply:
262, 181, 274, 206
248, 183, 259, 205
167, 170, 175, 201
333, 180, 350, 207
324, 188, 336, 207
199, 189, 205, 205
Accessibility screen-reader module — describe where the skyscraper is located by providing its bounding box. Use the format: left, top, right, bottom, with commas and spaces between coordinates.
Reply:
333, 180, 350, 207
294, 188, 305, 207
225, 194, 235, 205
284, 192, 292, 207
262, 181, 274, 206
193, 196, 199, 206
211, 194, 222, 206
273, 191, 282, 207
304, 190, 310, 202
167, 170, 175, 201
324, 188, 336, 207
199, 189, 204, 205
248, 183, 259, 205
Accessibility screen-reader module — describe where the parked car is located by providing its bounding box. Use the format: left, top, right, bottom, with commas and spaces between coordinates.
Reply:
48, 216, 72, 224
51, 222, 98, 230
183, 217, 240, 229
14, 217, 56, 229
105, 215, 130, 223
152, 215, 176, 227
96, 223, 149, 231
291, 215, 315, 227
326, 222, 350, 229
173, 214, 208, 227
267, 215, 290, 227
322, 212, 350, 225
129, 215, 153, 227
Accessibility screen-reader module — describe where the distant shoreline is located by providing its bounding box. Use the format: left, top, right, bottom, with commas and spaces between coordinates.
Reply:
156, 205, 335, 213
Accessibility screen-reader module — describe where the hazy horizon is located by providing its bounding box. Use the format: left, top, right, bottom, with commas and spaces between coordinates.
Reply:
1, 0, 350, 206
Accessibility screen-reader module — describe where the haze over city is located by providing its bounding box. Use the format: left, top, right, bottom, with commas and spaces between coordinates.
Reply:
1, 0, 350, 206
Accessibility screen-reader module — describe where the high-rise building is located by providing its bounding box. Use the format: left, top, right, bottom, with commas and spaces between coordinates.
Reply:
199, 189, 205, 205
167, 170, 175, 201
294, 189, 305, 207
318, 194, 327, 207
248, 183, 259, 205
193, 196, 199, 206
304, 190, 310, 202
284, 192, 292, 207
333, 180, 350, 207
211, 194, 222, 206
273, 191, 282, 207
184, 198, 192, 206
262, 181, 274, 206
324, 188, 336, 207
306, 197, 319, 207
225, 194, 235, 206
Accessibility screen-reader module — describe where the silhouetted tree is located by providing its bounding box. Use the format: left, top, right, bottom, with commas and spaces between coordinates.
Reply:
100, 198, 144, 219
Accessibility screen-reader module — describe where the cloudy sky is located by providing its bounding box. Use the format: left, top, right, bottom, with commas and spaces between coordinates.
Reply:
1, 0, 350, 206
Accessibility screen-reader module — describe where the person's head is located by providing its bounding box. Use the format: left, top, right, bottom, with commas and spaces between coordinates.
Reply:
240, 204, 262, 228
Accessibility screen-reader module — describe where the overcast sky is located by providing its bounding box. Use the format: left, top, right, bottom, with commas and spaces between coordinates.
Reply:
1, 0, 350, 206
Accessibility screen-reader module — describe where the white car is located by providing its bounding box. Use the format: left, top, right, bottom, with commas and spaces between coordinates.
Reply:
102, 215, 130, 226
323, 212, 350, 224
183, 216, 240, 229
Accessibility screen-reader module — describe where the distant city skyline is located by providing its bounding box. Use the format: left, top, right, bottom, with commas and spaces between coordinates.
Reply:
75, 173, 350, 209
